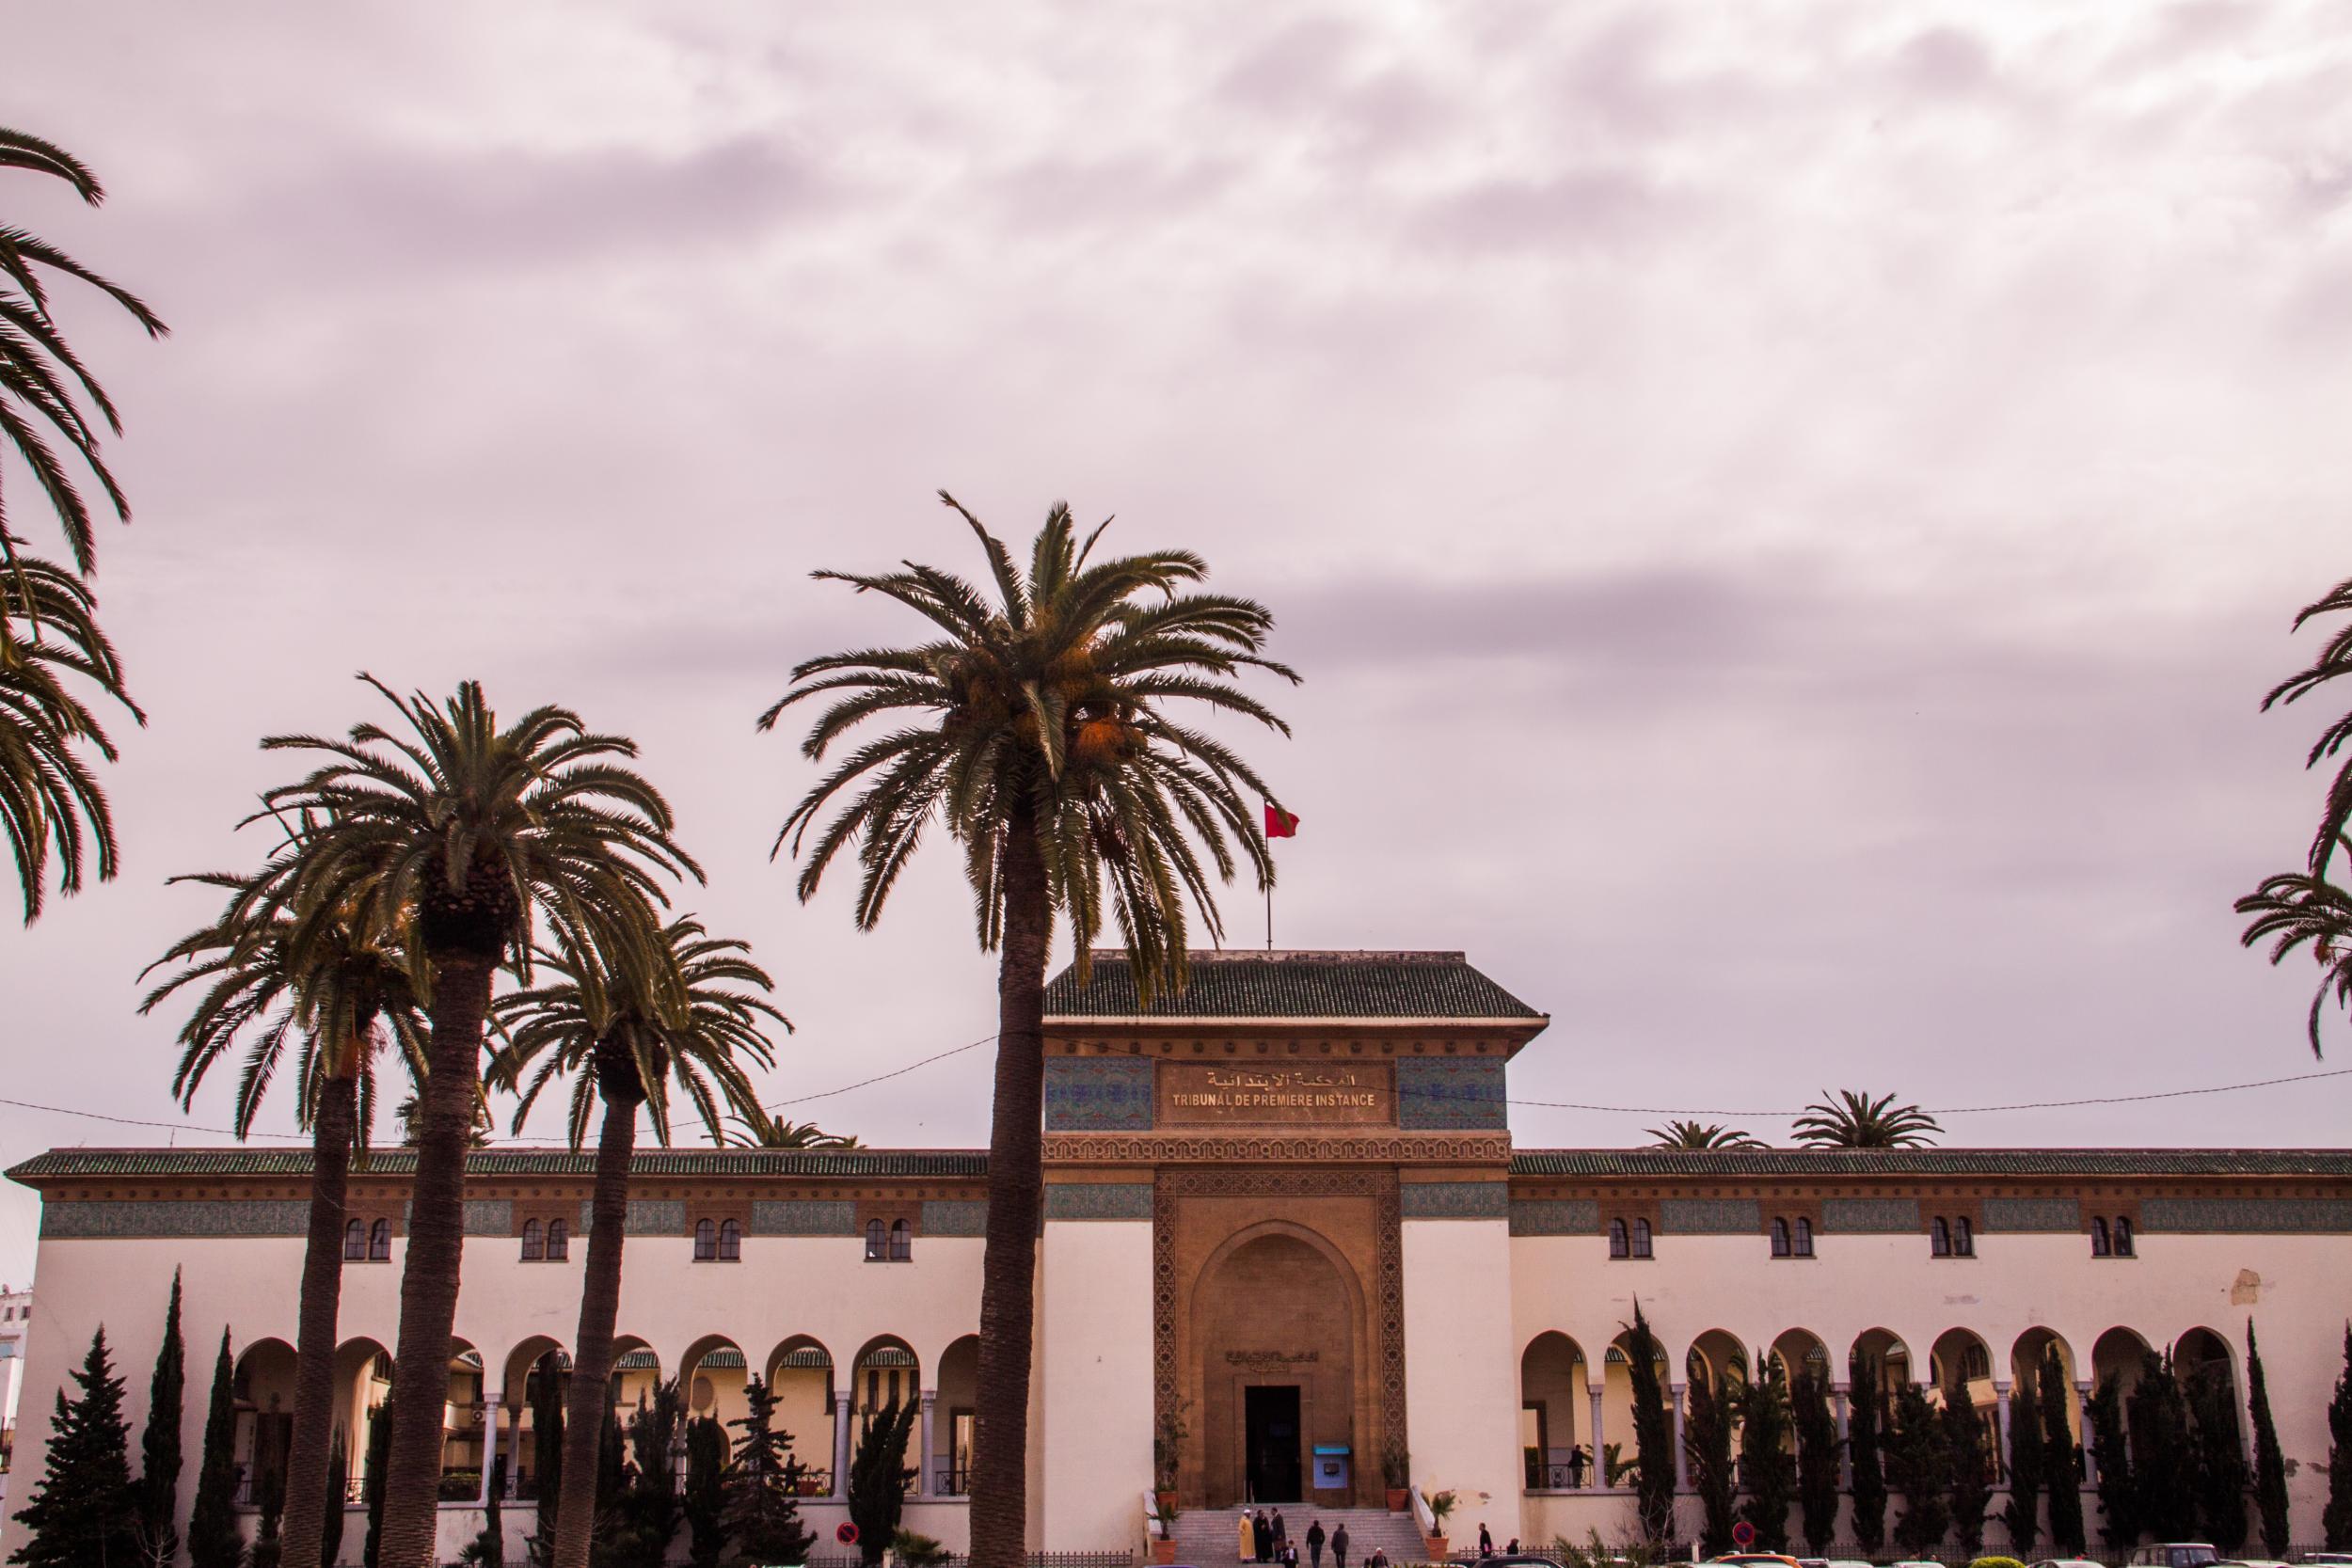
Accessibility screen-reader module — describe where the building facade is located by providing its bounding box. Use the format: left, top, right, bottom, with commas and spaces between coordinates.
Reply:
6, 950, 2352, 1562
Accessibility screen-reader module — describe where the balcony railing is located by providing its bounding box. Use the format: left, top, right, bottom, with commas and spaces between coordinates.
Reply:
934, 1465, 973, 1496
1524, 1461, 1598, 1491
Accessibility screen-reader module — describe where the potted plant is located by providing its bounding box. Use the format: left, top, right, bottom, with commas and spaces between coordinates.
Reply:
1424, 1488, 1456, 1560
1151, 1497, 1181, 1564
1380, 1436, 1409, 1512
1153, 1400, 1191, 1513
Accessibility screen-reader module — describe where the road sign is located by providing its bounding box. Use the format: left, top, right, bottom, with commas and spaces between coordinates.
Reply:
1730, 1522, 1756, 1550
837, 1523, 861, 1545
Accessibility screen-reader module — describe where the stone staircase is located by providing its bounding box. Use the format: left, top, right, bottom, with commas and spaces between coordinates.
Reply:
1168, 1507, 1430, 1568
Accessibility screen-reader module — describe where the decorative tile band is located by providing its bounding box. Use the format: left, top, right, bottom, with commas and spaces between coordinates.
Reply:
43, 1199, 310, 1239
579, 1198, 684, 1236
1401, 1180, 1510, 1219
1820, 1196, 1921, 1233
1509, 1198, 1601, 1236
1395, 1058, 1508, 1131
751, 1199, 858, 1236
1660, 1197, 1761, 1234
1043, 1183, 1152, 1221
463, 1199, 514, 1236
1043, 1057, 1156, 1132
1979, 1196, 2082, 1232
2139, 1196, 2352, 1233
921, 1199, 989, 1237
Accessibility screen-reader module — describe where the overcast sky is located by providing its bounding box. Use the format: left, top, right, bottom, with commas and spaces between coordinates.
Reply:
2, 2, 2348, 1288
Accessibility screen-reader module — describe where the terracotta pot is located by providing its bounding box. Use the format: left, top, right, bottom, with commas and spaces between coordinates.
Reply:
1425, 1535, 1449, 1560
1156, 1491, 1178, 1513
1152, 1539, 1180, 1564
1385, 1489, 1407, 1512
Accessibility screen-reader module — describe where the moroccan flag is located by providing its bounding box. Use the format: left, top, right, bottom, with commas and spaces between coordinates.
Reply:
1264, 802, 1299, 839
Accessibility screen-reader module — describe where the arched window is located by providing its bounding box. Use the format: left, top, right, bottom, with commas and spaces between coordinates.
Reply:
1792, 1216, 1814, 1258
1931, 1217, 1952, 1257
2112, 1215, 2135, 1257
1608, 1219, 1629, 1259
694, 1218, 717, 1261
1953, 1216, 1975, 1257
1962, 1343, 1991, 1381
369, 1218, 390, 1260
718, 1219, 741, 1262
1629, 1219, 1653, 1259
866, 1219, 888, 1262
547, 1219, 569, 1261
345, 1219, 368, 1260
2090, 1217, 2111, 1256
521, 1219, 544, 1261
1770, 1217, 1791, 1258
889, 1219, 911, 1261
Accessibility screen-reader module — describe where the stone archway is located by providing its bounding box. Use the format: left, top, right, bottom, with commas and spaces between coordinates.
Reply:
1192, 1222, 1366, 1510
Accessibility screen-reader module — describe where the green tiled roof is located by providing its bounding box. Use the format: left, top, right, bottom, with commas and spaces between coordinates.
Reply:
1508, 1148, 2352, 1178
1043, 950, 1543, 1021
8, 1148, 987, 1183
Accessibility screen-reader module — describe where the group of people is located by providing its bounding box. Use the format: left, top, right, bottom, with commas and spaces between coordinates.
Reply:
1239, 1510, 1387, 1568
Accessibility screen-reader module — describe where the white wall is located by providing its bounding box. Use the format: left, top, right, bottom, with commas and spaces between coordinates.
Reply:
1038, 1217, 1154, 1550
1403, 1218, 1521, 1547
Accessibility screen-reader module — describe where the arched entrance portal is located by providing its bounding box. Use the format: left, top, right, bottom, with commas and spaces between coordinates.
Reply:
1195, 1225, 1362, 1508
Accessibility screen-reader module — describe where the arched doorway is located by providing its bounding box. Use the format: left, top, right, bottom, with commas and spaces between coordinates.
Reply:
1193, 1224, 1364, 1508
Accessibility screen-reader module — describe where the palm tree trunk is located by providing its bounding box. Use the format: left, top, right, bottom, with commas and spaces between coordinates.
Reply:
551, 1049, 642, 1568
375, 952, 496, 1568
278, 1065, 358, 1568
968, 807, 1051, 1568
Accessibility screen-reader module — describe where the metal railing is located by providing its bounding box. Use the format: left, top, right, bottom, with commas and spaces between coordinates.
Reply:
934, 1464, 974, 1496
1523, 1461, 1597, 1491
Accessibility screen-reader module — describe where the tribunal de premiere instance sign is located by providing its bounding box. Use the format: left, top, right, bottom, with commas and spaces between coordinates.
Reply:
1157, 1062, 1394, 1125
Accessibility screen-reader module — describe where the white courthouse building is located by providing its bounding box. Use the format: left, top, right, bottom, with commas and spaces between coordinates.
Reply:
6, 950, 2352, 1562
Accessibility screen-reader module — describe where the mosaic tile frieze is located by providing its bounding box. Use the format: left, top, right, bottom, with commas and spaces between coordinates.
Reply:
1043, 1183, 1153, 1221
1394, 1057, 1508, 1130
920, 1199, 990, 1236
42, 1198, 310, 1239
1660, 1196, 1760, 1234
1979, 1196, 2082, 1232
2139, 1196, 2352, 1233
1509, 1198, 1601, 1236
1820, 1196, 1921, 1233
1401, 1180, 1509, 1219
578, 1198, 684, 1236
1043, 1056, 1156, 1132
1045, 1132, 1512, 1164
750, 1199, 859, 1236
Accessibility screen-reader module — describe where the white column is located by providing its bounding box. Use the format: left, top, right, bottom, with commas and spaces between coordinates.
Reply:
1831, 1384, 1851, 1491
478, 1393, 501, 1506
833, 1389, 853, 1502
2075, 1381, 2098, 1487
1586, 1384, 1604, 1489
1992, 1382, 2011, 1484
918, 1389, 937, 1498
1670, 1385, 1688, 1492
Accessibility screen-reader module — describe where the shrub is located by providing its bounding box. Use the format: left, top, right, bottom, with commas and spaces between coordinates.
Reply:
1969, 1556, 2026, 1568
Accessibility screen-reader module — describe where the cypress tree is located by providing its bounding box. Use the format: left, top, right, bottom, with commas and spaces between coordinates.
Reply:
2002, 1366, 2045, 1559
1684, 1373, 1738, 1557
2329, 1324, 2352, 1550
1887, 1380, 1951, 1555
135, 1272, 185, 1568
846, 1400, 917, 1567
723, 1377, 815, 1568
1943, 1371, 1992, 1555
2089, 1370, 2137, 1546
2185, 1354, 2248, 1553
11, 1325, 139, 1568
683, 1416, 730, 1568
1850, 1357, 1890, 1554
469, 1454, 505, 1568
186, 1329, 244, 1568
323, 1429, 348, 1568
2247, 1321, 2291, 1557
1737, 1353, 1796, 1553
1790, 1366, 1840, 1555
250, 1465, 286, 1568
2038, 1350, 2086, 1557
361, 1403, 391, 1568
528, 1354, 564, 1568
1622, 1302, 1677, 1549
2128, 1351, 2197, 1540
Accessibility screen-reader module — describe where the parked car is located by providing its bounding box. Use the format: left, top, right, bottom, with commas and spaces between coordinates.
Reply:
2030, 1559, 2106, 1568
1707, 1556, 1801, 1568
2300, 1558, 2352, 1566
2219, 1559, 2293, 1568
2131, 1546, 2219, 1568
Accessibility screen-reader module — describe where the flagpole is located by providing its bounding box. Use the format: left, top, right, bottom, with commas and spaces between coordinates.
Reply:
1265, 858, 1274, 951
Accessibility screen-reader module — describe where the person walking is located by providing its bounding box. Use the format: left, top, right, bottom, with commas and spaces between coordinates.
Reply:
1366, 1551, 1388, 1568
1283, 1544, 1299, 1568
1478, 1523, 1493, 1558
1306, 1519, 1327, 1568
1272, 1509, 1288, 1560
1331, 1521, 1350, 1568
1253, 1509, 1272, 1563
1239, 1512, 1257, 1563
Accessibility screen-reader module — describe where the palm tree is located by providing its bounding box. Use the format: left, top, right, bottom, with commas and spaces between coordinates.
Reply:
2235, 859, 2352, 1056
140, 847, 426, 1568
1, 128, 167, 579
488, 914, 785, 1568
1791, 1090, 1941, 1148
1645, 1119, 1765, 1149
257, 676, 698, 1568
734, 1116, 862, 1149
0, 551, 140, 921
2257, 574, 2352, 877
763, 493, 1295, 1568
